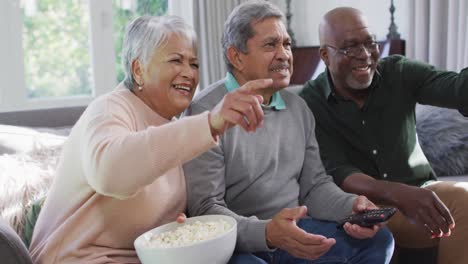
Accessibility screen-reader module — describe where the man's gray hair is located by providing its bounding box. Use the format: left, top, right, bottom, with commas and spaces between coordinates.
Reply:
122, 15, 197, 89
222, 0, 284, 72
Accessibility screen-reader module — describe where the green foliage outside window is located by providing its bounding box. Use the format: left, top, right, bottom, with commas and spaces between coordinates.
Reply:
113, 0, 168, 83
22, 0, 167, 99
23, 0, 92, 98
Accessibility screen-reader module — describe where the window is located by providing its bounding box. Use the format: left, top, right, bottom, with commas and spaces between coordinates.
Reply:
113, 0, 168, 83
23, 0, 93, 99
0, 0, 167, 112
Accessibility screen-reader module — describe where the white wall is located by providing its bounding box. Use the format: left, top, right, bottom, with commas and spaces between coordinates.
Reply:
271, 0, 409, 46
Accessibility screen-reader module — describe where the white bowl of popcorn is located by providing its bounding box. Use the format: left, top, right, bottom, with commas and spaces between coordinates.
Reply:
134, 214, 237, 264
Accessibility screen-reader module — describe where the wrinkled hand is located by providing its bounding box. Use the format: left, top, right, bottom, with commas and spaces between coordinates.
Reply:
393, 185, 454, 238
266, 206, 335, 260
209, 79, 273, 136
343, 195, 382, 239
175, 213, 186, 223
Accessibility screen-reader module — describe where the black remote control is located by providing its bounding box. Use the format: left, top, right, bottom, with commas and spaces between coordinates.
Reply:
337, 207, 397, 229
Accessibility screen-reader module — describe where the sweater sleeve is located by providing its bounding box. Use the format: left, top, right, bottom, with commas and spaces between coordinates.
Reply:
80, 98, 217, 199
183, 102, 271, 253
299, 111, 356, 221
183, 144, 271, 253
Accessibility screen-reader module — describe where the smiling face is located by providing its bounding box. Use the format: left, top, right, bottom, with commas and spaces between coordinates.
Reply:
233, 17, 293, 91
133, 33, 199, 119
320, 11, 379, 91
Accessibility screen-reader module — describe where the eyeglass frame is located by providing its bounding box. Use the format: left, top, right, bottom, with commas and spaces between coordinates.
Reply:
323, 40, 380, 58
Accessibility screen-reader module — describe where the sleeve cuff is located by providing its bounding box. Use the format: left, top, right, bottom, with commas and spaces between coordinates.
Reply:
238, 219, 272, 252
197, 111, 219, 146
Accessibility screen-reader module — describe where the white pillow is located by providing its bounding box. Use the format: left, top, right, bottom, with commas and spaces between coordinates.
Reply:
0, 124, 69, 233
0, 125, 69, 155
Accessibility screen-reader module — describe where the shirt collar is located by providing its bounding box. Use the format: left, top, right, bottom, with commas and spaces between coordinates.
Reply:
224, 72, 286, 110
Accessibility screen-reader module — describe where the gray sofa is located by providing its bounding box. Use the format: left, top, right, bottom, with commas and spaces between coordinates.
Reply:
1, 98, 467, 263
0, 107, 85, 262
0, 218, 32, 264
416, 104, 468, 179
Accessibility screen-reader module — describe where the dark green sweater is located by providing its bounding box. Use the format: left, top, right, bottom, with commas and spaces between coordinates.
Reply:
300, 55, 468, 187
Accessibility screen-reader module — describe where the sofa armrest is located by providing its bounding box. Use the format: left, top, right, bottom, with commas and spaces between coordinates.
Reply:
0, 218, 32, 264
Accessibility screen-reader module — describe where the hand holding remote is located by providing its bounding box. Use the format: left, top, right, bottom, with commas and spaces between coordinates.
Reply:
337, 207, 397, 229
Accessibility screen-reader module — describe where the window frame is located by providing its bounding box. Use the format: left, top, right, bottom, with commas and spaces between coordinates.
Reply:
0, 0, 116, 112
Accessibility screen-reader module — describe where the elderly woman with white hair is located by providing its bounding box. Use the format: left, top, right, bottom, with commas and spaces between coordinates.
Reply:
29, 15, 270, 263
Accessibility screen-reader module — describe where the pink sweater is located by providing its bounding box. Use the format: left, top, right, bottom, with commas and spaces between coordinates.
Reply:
29, 85, 217, 263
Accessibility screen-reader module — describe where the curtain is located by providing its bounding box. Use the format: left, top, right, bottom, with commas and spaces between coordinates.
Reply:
407, 0, 468, 71
193, 0, 246, 90
170, 0, 246, 90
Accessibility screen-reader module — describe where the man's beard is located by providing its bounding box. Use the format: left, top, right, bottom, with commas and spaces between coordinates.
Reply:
346, 72, 374, 90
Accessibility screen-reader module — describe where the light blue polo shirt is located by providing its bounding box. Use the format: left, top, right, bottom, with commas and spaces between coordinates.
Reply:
224, 72, 286, 110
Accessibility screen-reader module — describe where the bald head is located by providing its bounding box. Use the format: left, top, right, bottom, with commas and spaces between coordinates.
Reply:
318, 7, 379, 92
319, 7, 368, 47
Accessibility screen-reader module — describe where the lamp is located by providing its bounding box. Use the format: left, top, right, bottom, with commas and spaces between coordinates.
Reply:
387, 0, 401, 39
285, 0, 297, 47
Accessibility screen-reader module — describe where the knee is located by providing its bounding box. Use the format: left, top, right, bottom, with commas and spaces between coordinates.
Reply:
357, 227, 395, 263
435, 182, 468, 217
228, 253, 267, 264
374, 226, 395, 253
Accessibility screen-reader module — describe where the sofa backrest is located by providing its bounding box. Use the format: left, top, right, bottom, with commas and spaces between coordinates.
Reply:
0, 106, 86, 128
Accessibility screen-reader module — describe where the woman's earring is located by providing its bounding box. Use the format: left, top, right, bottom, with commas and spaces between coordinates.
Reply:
136, 80, 143, 91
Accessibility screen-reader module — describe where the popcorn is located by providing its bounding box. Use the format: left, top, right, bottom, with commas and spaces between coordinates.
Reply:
143, 220, 231, 248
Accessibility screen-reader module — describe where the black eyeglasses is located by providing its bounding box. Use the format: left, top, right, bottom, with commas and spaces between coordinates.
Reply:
324, 41, 379, 58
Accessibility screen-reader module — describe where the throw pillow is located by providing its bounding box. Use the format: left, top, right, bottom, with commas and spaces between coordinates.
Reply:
0, 125, 68, 235
416, 105, 468, 176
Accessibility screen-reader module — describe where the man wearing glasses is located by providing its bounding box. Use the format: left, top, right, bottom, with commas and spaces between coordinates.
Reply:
300, 7, 468, 264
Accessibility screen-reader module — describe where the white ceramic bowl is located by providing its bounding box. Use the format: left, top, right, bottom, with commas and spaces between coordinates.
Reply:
134, 215, 237, 264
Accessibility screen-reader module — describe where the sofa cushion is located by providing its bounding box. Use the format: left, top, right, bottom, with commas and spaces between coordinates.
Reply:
0, 125, 69, 155
416, 105, 468, 176
0, 218, 32, 264
0, 125, 68, 235
440, 175, 468, 182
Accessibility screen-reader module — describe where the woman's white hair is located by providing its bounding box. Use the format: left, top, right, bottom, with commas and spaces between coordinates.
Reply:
122, 15, 197, 89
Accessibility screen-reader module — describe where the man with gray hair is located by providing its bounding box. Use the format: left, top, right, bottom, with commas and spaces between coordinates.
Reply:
183, 1, 394, 263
